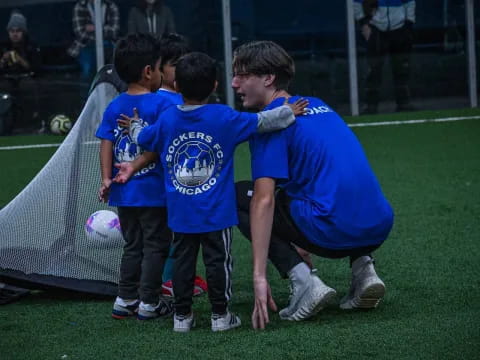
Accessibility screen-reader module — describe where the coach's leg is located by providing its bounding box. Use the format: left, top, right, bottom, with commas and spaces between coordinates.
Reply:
236, 181, 303, 278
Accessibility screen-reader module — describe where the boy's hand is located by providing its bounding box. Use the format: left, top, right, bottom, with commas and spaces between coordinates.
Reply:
117, 108, 141, 133
98, 179, 112, 203
112, 162, 136, 184
285, 98, 309, 116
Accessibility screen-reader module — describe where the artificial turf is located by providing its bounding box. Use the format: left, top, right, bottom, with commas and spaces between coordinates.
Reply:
0, 108, 479, 359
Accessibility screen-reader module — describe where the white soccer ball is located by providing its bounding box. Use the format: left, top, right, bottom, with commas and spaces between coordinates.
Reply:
84, 210, 123, 248
50, 114, 72, 135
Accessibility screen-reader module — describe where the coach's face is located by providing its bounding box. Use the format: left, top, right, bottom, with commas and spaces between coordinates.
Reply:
232, 71, 271, 110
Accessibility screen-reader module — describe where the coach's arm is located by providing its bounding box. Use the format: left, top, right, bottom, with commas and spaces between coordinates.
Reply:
250, 177, 278, 329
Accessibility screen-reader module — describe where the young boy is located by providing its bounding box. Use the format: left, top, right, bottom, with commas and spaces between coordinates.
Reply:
156, 33, 208, 298
116, 52, 307, 332
95, 33, 173, 321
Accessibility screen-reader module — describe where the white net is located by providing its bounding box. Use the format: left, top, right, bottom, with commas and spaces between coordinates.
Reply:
0, 80, 122, 294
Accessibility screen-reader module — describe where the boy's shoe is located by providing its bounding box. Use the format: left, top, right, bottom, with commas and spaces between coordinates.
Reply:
137, 298, 173, 320
161, 276, 208, 298
340, 256, 385, 310
279, 273, 336, 321
194, 276, 208, 296
173, 313, 195, 333
111, 297, 140, 319
211, 311, 241, 332
161, 280, 174, 297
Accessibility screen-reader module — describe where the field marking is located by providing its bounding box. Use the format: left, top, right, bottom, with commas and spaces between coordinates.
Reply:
0, 140, 99, 151
0, 115, 478, 151
349, 115, 480, 127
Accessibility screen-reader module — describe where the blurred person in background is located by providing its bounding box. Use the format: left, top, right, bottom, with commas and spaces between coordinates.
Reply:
354, 0, 416, 114
68, 0, 120, 80
128, 0, 175, 37
0, 10, 41, 134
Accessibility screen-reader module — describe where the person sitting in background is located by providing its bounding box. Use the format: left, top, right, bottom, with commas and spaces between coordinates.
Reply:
68, 0, 120, 80
0, 10, 41, 134
128, 0, 175, 37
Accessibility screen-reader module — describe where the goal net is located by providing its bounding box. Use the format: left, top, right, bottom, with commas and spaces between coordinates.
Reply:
0, 66, 126, 295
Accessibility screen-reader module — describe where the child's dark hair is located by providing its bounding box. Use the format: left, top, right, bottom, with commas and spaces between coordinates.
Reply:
114, 33, 161, 84
159, 33, 190, 68
175, 52, 216, 102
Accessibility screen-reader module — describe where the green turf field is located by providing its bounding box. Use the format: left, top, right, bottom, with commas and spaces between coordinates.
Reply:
0, 108, 479, 359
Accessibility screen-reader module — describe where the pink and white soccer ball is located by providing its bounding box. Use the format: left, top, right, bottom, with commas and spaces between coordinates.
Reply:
85, 210, 123, 248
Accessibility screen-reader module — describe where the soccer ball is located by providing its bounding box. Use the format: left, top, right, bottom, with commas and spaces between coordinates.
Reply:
50, 114, 72, 135
84, 210, 123, 248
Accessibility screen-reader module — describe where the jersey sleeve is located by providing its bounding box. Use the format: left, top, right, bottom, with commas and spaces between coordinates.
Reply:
224, 106, 259, 144
137, 121, 161, 153
95, 104, 116, 141
249, 131, 289, 181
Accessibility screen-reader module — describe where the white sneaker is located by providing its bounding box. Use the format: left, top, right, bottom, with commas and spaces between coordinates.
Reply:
339, 256, 385, 310
173, 313, 195, 332
280, 272, 336, 321
211, 311, 241, 332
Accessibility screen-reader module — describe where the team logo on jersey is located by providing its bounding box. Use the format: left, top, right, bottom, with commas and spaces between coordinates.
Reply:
113, 124, 155, 176
166, 132, 223, 195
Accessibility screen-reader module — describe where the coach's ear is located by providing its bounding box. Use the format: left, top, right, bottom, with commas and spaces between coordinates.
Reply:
264, 74, 275, 87
174, 80, 180, 93
213, 80, 218, 92
143, 64, 152, 80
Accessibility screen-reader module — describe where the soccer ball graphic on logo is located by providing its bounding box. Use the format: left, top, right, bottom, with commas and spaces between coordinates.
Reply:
174, 141, 215, 186
50, 114, 72, 135
85, 210, 123, 249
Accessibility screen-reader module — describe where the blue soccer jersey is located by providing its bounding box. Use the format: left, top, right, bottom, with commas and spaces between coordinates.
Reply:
157, 88, 184, 105
96, 92, 173, 207
250, 96, 394, 250
138, 104, 258, 233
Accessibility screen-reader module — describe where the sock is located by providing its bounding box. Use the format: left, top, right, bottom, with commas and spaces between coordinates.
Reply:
288, 262, 311, 286
351, 256, 374, 276
115, 296, 138, 306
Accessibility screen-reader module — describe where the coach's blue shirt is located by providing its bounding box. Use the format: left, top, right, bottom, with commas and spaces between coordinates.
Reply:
96, 92, 173, 207
138, 104, 258, 233
250, 96, 394, 249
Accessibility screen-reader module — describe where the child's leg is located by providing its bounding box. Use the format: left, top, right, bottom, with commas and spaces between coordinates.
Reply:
201, 228, 233, 315
172, 232, 200, 315
137, 207, 171, 305
162, 246, 175, 283
117, 207, 142, 301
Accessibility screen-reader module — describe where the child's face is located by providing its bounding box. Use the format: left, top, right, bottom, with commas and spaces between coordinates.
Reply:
150, 59, 163, 92
161, 60, 176, 90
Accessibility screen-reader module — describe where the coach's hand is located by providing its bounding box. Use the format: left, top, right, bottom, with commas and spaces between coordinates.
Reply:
252, 277, 277, 330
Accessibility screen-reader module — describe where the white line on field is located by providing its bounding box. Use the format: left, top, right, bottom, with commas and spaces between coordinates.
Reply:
0, 115, 478, 151
349, 115, 480, 127
0, 140, 99, 151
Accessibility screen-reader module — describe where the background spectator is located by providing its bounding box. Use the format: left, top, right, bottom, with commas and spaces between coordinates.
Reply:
0, 10, 41, 134
67, 0, 120, 80
127, 0, 175, 37
354, 0, 416, 114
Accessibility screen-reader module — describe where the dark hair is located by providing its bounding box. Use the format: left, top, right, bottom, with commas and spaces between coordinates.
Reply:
175, 52, 216, 101
159, 33, 190, 68
113, 33, 161, 84
233, 41, 295, 90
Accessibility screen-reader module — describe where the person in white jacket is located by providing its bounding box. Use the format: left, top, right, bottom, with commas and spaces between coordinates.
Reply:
354, 0, 416, 114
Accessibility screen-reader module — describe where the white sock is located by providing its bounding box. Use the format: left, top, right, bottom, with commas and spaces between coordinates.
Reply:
288, 262, 311, 286
115, 296, 138, 306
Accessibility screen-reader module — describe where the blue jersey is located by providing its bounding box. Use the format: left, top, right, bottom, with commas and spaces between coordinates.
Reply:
96, 92, 173, 207
138, 104, 258, 233
157, 88, 184, 105
250, 96, 394, 250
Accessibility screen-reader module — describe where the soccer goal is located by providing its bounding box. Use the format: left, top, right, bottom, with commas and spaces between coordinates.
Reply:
0, 66, 127, 296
